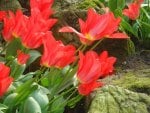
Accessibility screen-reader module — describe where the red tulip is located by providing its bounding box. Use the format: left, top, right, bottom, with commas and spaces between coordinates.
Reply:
99, 51, 116, 76
0, 11, 7, 21
77, 51, 116, 95
59, 8, 128, 45
78, 81, 103, 95
20, 9, 57, 49
40, 32, 76, 68
77, 51, 101, 84
0, 63, 13, 97
123, 0, 143, 20
30, 0, 54, 19
2, 10, 28, 42
17, 50, 30, 65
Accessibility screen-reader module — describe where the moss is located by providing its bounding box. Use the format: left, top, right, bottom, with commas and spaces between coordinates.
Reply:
76, 0, 102, 10
88, 85, 150, 113
112, 70, 150, 94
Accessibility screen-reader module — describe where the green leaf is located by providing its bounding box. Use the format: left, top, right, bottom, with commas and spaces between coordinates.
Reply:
23, 97, 42, 113
3, 93, 18, 107
0, 111, 4, 113
10, 59, 26, 79
27, 50, 41, 66
41, 77, 49, 87
49, 96, 67, 113
67, 95, 83, 108
108, 0, 125, 12
14, 79, 36, 105
121, 19, 138, 37
6, 38, 22, 57
30, 90, 49, 109
0, 104, 8, 110
18, 72, 35, 82
14, 85, 38, 105
108, 0, 117, 12
117, 0, 125, 9
15, 79, 34, 93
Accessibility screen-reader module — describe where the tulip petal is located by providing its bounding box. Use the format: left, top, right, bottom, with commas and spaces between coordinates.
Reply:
78, 81, 103, 95
109, 33, 129, 39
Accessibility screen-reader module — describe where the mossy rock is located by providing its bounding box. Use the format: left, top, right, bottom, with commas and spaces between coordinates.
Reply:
88, 85, 150, 113
0, 0, 22, 11
112, 69, 150, 94
76, 0, 103, 10
53, 0, 83, 10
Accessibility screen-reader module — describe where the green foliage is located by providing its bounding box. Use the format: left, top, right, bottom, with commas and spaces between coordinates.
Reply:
88, 85, 150, 113
6, 39, 22, 57
126, 39, 135, 55
30, 89, 49, 110
49, 96, 67, 113
0, 104, 8, 113
120, 19, 138, 37
108, 0, 125, 12
10, 59, 26, 79
137, 6, 150, 48
67, 95, 83, 108
23, 97, 42, 113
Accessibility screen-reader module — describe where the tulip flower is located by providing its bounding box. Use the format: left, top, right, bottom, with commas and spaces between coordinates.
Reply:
99, 51, 116, 76
20, 9, 57, 49
17, 50, 30, 65
0, 63, 13, 97
59, 8, 128, 45
0, 11, 7, 21
41, 32, 76, 68
77, 51, 102, 84
77, 51, 116, 95
78, 81, 103, 95
123, 0, 144, 20
30, 0, 54, 19
2, 10, 28, 41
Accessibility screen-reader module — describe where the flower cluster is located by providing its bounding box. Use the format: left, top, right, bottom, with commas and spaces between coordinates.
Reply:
0, 0, 130, 97
0, 0, 145, 112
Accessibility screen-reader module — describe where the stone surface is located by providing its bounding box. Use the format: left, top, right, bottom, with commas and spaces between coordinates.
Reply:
112, 70, 150, 94
0, 0, 22, 11
88, 85, 150, 113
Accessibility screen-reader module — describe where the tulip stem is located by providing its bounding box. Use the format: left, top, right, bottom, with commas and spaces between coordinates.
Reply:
90, 39, 104, 50
75, 44, 84, 54
48, 86, 76, 106
81, 45, 87, 52
0, 43, 8, 54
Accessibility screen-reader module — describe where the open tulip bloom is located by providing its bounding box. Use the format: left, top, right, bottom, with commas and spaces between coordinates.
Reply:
123, 0, 144, 20
59, 8, 128, 45
0, 0, 131, 112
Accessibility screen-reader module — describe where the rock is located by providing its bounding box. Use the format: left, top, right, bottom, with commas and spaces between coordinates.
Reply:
54, 0, 83, 10
52, 9, 86, 47
111, 70, 150, 94
0, 0, 22, 12
88, 85, 150, 113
